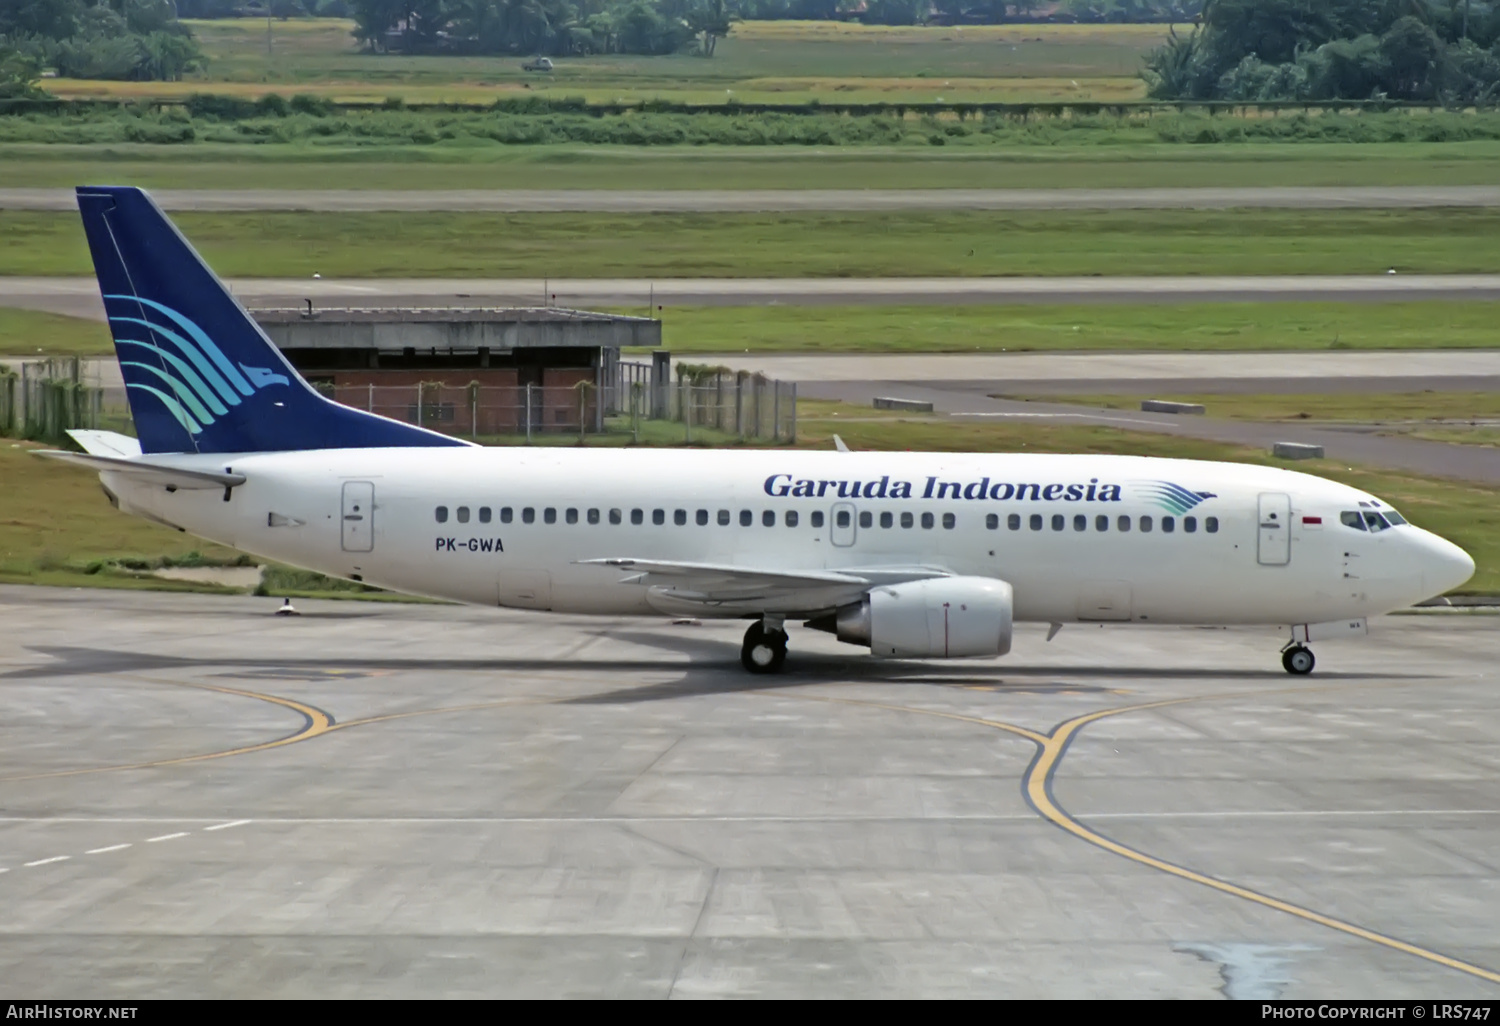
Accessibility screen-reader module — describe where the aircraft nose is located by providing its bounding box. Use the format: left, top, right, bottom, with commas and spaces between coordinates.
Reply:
1419, 531, 1475, 597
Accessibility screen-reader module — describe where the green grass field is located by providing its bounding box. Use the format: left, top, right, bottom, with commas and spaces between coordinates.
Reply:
6, 209, 1500, 278
1004, 393, 1500, 421
7, 142, 1500, 190
655, 302, 1500, 354
42, 19, 1163, 104
7, 303, 1500, 360
0, 309, 112, 357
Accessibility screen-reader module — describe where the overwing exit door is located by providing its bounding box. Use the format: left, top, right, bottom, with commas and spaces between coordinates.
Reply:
1257, 492, 1291, 566
342, 481, 374, 552
830, 502, 857, 547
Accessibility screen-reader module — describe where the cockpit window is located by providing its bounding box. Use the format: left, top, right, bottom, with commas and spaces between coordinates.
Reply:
1363, 511, 1391, 532
1384, 510, 1407, 526
1340, 511, 1367, 531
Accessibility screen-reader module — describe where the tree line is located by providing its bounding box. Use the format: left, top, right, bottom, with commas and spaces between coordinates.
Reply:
0, 0, 202, 86
344, 0, 730, 55
1145, 0, 1500, 104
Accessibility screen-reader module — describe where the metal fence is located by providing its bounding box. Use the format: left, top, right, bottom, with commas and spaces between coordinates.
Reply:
319, 372, 796, 445
0, 359, 125, 444
0, 356, 796, 447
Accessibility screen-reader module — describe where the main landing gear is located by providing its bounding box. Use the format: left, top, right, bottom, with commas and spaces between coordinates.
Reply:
741, 621, 789, 674
1281, 644, 1315, 675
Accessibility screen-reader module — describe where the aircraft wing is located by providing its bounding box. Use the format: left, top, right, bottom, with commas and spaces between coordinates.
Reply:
36, 450, 246, 491
575, 558, 951, 606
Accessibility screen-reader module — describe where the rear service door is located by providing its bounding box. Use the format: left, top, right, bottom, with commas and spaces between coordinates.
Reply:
830, 502, 857, 547
342, 481, 374, 552
1257, 492, 1291, 566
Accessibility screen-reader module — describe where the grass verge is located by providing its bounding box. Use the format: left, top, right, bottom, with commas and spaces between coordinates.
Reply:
6, 143, 1500, 190
0, 308, 112, 358
998, 393, 1500, 421
7, 209, 1500, 278
654, 302, 1500, 354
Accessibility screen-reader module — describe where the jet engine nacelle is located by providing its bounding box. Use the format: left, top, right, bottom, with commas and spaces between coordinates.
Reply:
835, 576, 1013, 658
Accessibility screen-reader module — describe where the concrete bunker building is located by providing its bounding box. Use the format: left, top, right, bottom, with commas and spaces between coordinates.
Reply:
253, 306, 663, 436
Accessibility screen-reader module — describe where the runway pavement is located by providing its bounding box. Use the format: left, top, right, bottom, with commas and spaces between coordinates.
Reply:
1, 586, 1496, 998
7, 274, 1500, 319
7, 186, 1500, 213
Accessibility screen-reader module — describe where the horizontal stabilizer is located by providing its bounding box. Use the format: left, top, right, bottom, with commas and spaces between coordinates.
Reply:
37, 450, 245, 491
66, 429, 143, 458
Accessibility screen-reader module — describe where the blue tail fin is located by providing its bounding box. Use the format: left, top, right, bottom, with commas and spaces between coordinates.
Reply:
76, 186, 469, 455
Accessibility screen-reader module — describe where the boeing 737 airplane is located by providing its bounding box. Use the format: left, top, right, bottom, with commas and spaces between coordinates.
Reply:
43, 187, 1475, 675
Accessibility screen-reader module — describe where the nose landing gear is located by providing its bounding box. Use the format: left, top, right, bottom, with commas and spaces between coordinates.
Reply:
742, 621, 789, 674
1281, 644, 1315, 675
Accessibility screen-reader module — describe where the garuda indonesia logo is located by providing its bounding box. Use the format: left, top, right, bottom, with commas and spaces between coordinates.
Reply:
1135, 481, 1217, 515
107, 294, 289, 435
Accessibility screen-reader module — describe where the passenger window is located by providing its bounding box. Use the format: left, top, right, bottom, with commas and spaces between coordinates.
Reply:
786, 511, 799, 527
435, 506, 449, 523
609, 509, 622, 525
881, 512, 894, 529
1096, 514, 1108, 532
836, 510, 850, 528
717, 509, 730, 526
544, 508, 557, 525
1030, 514, 1043, 531
500, 507, 513, 524
1162, 516, 1175, 534
986, 513, 999, 530
522, 507, 535, 524
763, 510, 776, 527
942, 512, 956, 529
859, 511, 872, 529
812, 511, 825, 528
630, 508, 643, 525
901, 511, 914, 529
1184, 516, 1196, 533
587, 508, 600, 525
1073, 514, 1086, 532
674, 509, 687, 526
696, 509, 708, 526
1117, 515, 1130, 532
457, 506, 470, 524
565, 508, 578, 525
1140, 515, 1153, 533
740, 510, 753, 527
921, 512, 934, 529
1206, 517, 1219, 533
1051, 514, 1064, 532
1008, 514, 1021, 531
479, 507, 491, 524
652, 509, 665, 525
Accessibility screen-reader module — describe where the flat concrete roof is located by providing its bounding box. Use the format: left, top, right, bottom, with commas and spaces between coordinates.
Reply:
251, 306, 658, 325
252, 306, 661, 352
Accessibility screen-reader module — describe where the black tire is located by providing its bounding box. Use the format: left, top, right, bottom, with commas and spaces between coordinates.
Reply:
741, 624, 788, 674
1282, 646, 1315, 675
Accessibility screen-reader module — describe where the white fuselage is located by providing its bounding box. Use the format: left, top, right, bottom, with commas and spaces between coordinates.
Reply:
97, 448, 1474, 630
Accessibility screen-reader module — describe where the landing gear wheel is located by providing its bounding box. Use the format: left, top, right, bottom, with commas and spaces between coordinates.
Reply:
1282, 645, 1315, 675
741, 623, 788, 674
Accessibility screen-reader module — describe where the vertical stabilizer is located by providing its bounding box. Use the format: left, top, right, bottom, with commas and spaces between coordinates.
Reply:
75, 186, 470, 454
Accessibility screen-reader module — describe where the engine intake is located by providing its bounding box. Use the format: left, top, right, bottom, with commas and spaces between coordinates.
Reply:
824, 576, 1013, 659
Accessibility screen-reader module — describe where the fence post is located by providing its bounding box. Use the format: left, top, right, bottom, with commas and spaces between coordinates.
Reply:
416, 382, 423, 427
367, 383, 373, 412
525, 383, 533, 444
471, 388, 478, 440
773, 382, 781, 442
789, 382, 797, 444
684, 385, 692, 444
